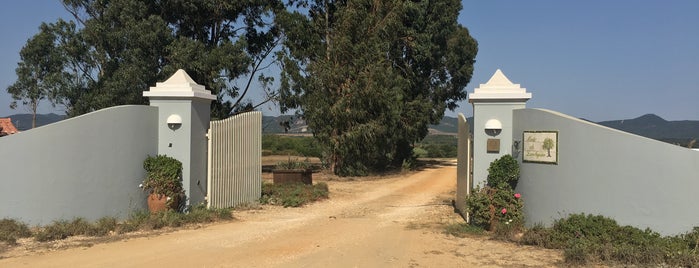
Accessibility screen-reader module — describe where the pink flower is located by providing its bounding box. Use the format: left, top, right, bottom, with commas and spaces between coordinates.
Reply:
501, 208, 507, 214
514, 193, 521, 199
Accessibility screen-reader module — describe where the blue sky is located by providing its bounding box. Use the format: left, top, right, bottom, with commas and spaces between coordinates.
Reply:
1, 1, 697, 121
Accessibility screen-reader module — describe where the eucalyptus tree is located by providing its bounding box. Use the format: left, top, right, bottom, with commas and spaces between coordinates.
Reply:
10, 0, 285, 118
6, 23, 67, 128
277, 0, 478, 175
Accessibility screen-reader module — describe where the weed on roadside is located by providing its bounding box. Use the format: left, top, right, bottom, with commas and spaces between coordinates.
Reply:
90, 217, 118, 236
444, 223, 486, 237
0, 219, 32, 245
120, 206, 233, 232
0, 206, 235, 244
260, 182, 329, 207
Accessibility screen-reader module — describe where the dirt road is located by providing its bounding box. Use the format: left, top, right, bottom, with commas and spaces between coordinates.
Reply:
1, 162, 562, 267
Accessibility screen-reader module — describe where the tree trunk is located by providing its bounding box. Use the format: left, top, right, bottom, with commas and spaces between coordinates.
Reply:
31, 99, 38, 129
324, 0, 331, 61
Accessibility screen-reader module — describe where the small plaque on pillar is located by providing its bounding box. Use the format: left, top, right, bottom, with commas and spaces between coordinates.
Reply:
487, 139, 500, 153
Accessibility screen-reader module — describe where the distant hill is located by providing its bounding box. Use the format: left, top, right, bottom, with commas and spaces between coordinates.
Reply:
598, 114, 699, 140
597, 114, 699, 146
428, 116, 472, 135
262, 115, 308, 133
432, 114, 699, 144
4, 113, 65, 131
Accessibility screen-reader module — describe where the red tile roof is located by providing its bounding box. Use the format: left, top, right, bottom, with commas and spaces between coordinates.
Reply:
0, 118, 19, 136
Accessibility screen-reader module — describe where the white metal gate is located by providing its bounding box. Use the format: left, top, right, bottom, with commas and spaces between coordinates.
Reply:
206, 111, 262, 208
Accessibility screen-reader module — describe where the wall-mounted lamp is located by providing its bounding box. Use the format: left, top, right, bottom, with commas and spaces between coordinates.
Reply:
512, 139, 521, 158
167, 114, 182, 130
484, 119, 502, 136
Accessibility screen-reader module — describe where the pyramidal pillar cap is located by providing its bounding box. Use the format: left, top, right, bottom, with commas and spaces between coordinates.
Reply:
469, 69, 531, 103
143, 69, 216, 100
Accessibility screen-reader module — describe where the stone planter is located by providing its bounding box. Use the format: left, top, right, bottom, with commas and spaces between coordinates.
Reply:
272, 169, 313, 185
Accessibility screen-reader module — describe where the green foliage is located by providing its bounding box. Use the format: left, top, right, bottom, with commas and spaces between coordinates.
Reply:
414, 135, 458, 158
465, 186, 492, 228
260, 182, 329, 207
90, 217, 118, 237
486, 155, 520, 189
411, 147, 428, 158
521, 214, 699, 266
466, 186, 524, 233
6, 22, 68, 128
275, 157, 311, 170
117, 206, 233, 232
142, 155, 184, 207
0, 219, 32, 245
21, 0, 284, 118
118, 210, 151, 234
34, 218, 95, 242
262, 135, 324, 157
278, 0, 477, 176
520, 224, 554, 247
3, 208, 232, 245
466, 155, 523, 239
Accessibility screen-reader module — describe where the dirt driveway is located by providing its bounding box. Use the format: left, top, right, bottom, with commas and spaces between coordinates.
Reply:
1, 161, 562, 267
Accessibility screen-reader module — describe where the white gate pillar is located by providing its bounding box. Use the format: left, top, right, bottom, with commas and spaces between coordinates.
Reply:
468, 69, 531, 187
143, 70, 216, 206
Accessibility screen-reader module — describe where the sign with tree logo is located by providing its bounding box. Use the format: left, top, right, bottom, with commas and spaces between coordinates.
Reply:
523, 131, 558, 164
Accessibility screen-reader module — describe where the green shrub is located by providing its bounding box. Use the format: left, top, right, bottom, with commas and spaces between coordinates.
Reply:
34, 218, 99, 242
486, 154, 519, 189
275, 157, 311, 170
118, 206, 233, 232
414, 135, 458, 158
181, 205, 232, 223
0, 219, 32, 245
520, 223, 554, 247
261, 135, 323, 157
465, 186, 491, 228
118, 211, 150, 234
34, 220, 72, 242
412, 147, 428, 158
90, 217, 118, 236
521, 214, 699, 266
260, 182, 329, 207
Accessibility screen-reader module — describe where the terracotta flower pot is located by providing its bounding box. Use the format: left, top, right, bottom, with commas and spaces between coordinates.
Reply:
147, 193, 179, 213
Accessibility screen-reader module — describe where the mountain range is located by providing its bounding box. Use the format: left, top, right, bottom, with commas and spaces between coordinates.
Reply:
3, 112, 698, 146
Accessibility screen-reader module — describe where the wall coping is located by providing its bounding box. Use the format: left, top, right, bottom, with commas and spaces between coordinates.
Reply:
469, 69, 531, 102
143, 69, 216, 101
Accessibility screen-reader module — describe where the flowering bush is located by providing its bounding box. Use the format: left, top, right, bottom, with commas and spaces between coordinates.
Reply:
466, 154, 524, 232
467, 186, 524, 230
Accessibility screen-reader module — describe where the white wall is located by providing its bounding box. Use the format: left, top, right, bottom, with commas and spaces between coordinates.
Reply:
514, 108, 699, 235
0, 106, 158, 225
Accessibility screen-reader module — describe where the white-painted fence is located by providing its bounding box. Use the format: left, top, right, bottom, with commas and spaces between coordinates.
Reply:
207, 111, 262, 208
456, 113, 472, 220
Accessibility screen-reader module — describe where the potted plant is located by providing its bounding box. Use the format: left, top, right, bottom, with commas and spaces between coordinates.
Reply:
141, 155, 184, 213
272, 157, 313, 185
